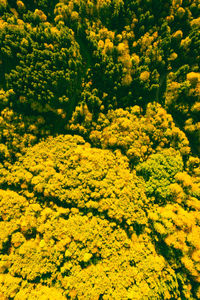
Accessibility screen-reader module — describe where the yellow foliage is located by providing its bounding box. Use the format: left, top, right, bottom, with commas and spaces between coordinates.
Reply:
172, 0, 182, 7
177, 7, 185, 18
0, 129, 195, 296
0, 183, 179, 298
86, 103, 190, 163
151, 200, 200, 282
16, 1, 25, 10
190, 17, 200, 27
71, 11, 79, 21
83, 252, 93, 262
15, 285, 66, 300
121, 73, 132, 86
186, 72, 200, 84
131, 53, 140, 65
168, 52, 178, 61
102, 38, 114, 54
172, 30, 183, 40
180, 36, 191, 50
4, 135, 148, 227
169, 183, 185, 203
117, 42, 126, 53
140, 71, 150, 81
34, 9, 47, 22
175, 172, 193, 188
98, 39, 104, 48
0, 0, 7, 9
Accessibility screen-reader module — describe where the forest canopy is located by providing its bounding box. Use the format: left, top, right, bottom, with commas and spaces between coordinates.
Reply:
0, 0, 200, 299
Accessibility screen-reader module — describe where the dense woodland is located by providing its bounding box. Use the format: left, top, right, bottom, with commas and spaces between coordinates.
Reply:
0, 0, 200, 299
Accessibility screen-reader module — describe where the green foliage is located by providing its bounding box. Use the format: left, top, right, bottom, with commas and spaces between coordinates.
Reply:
0, 88, 51, 163
0, 21, 82, 116
136, 149, 184, 201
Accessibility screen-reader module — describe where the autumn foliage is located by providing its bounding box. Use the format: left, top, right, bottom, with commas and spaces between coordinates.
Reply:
0, 0, 200, 299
